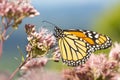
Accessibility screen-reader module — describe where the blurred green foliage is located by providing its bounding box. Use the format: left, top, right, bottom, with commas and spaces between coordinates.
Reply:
45, 60, 70, 71
93, 4, 120, 42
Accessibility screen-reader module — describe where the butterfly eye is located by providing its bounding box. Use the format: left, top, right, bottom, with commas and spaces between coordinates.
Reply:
54, 26, 62, 31
54, 26, 57, 30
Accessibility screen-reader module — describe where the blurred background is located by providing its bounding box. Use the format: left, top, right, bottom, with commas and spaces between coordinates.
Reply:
0, 0, 120, 75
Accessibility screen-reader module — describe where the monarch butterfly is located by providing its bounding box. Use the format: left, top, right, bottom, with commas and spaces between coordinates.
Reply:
43, 21, 112, 67
54, 26, 112, 66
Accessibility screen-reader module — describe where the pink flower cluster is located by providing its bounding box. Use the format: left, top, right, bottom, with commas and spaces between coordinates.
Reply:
109, 42, 120, 61
0, 0, 39, 29
0, 0, 39, 17
18, 25, 62, 79
63, 42, 120, 80
0, 0, 39, 57
25, 24, 56, 57
18, 68, 62, 80
21, 57, 48, 70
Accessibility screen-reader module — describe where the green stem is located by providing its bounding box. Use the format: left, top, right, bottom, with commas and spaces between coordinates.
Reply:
8, 57, 30, 80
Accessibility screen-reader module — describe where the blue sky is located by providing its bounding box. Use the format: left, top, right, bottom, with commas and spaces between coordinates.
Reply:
32, 0, 118, 6
28, 0, 119, 30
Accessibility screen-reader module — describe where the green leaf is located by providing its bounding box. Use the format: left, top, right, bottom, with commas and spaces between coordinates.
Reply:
17, 45, 25, 62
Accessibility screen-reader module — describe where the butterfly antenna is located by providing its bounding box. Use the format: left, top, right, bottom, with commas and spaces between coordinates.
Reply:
42, 20, 58, 27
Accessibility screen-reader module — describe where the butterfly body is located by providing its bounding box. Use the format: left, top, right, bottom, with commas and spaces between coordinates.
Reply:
54, 26, 112, 67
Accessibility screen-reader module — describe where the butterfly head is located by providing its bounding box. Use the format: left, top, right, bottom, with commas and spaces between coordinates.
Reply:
54, 26, 63, 39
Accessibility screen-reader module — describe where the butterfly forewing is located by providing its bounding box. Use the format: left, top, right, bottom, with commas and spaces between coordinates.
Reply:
58, 31, 93, 66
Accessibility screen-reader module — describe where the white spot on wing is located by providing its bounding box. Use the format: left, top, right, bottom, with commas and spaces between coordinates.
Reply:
88, 33, 93, 38
95, 34, 99, 38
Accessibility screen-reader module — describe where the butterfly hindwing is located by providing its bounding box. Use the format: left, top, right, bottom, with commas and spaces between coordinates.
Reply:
80, 30, 112, 50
